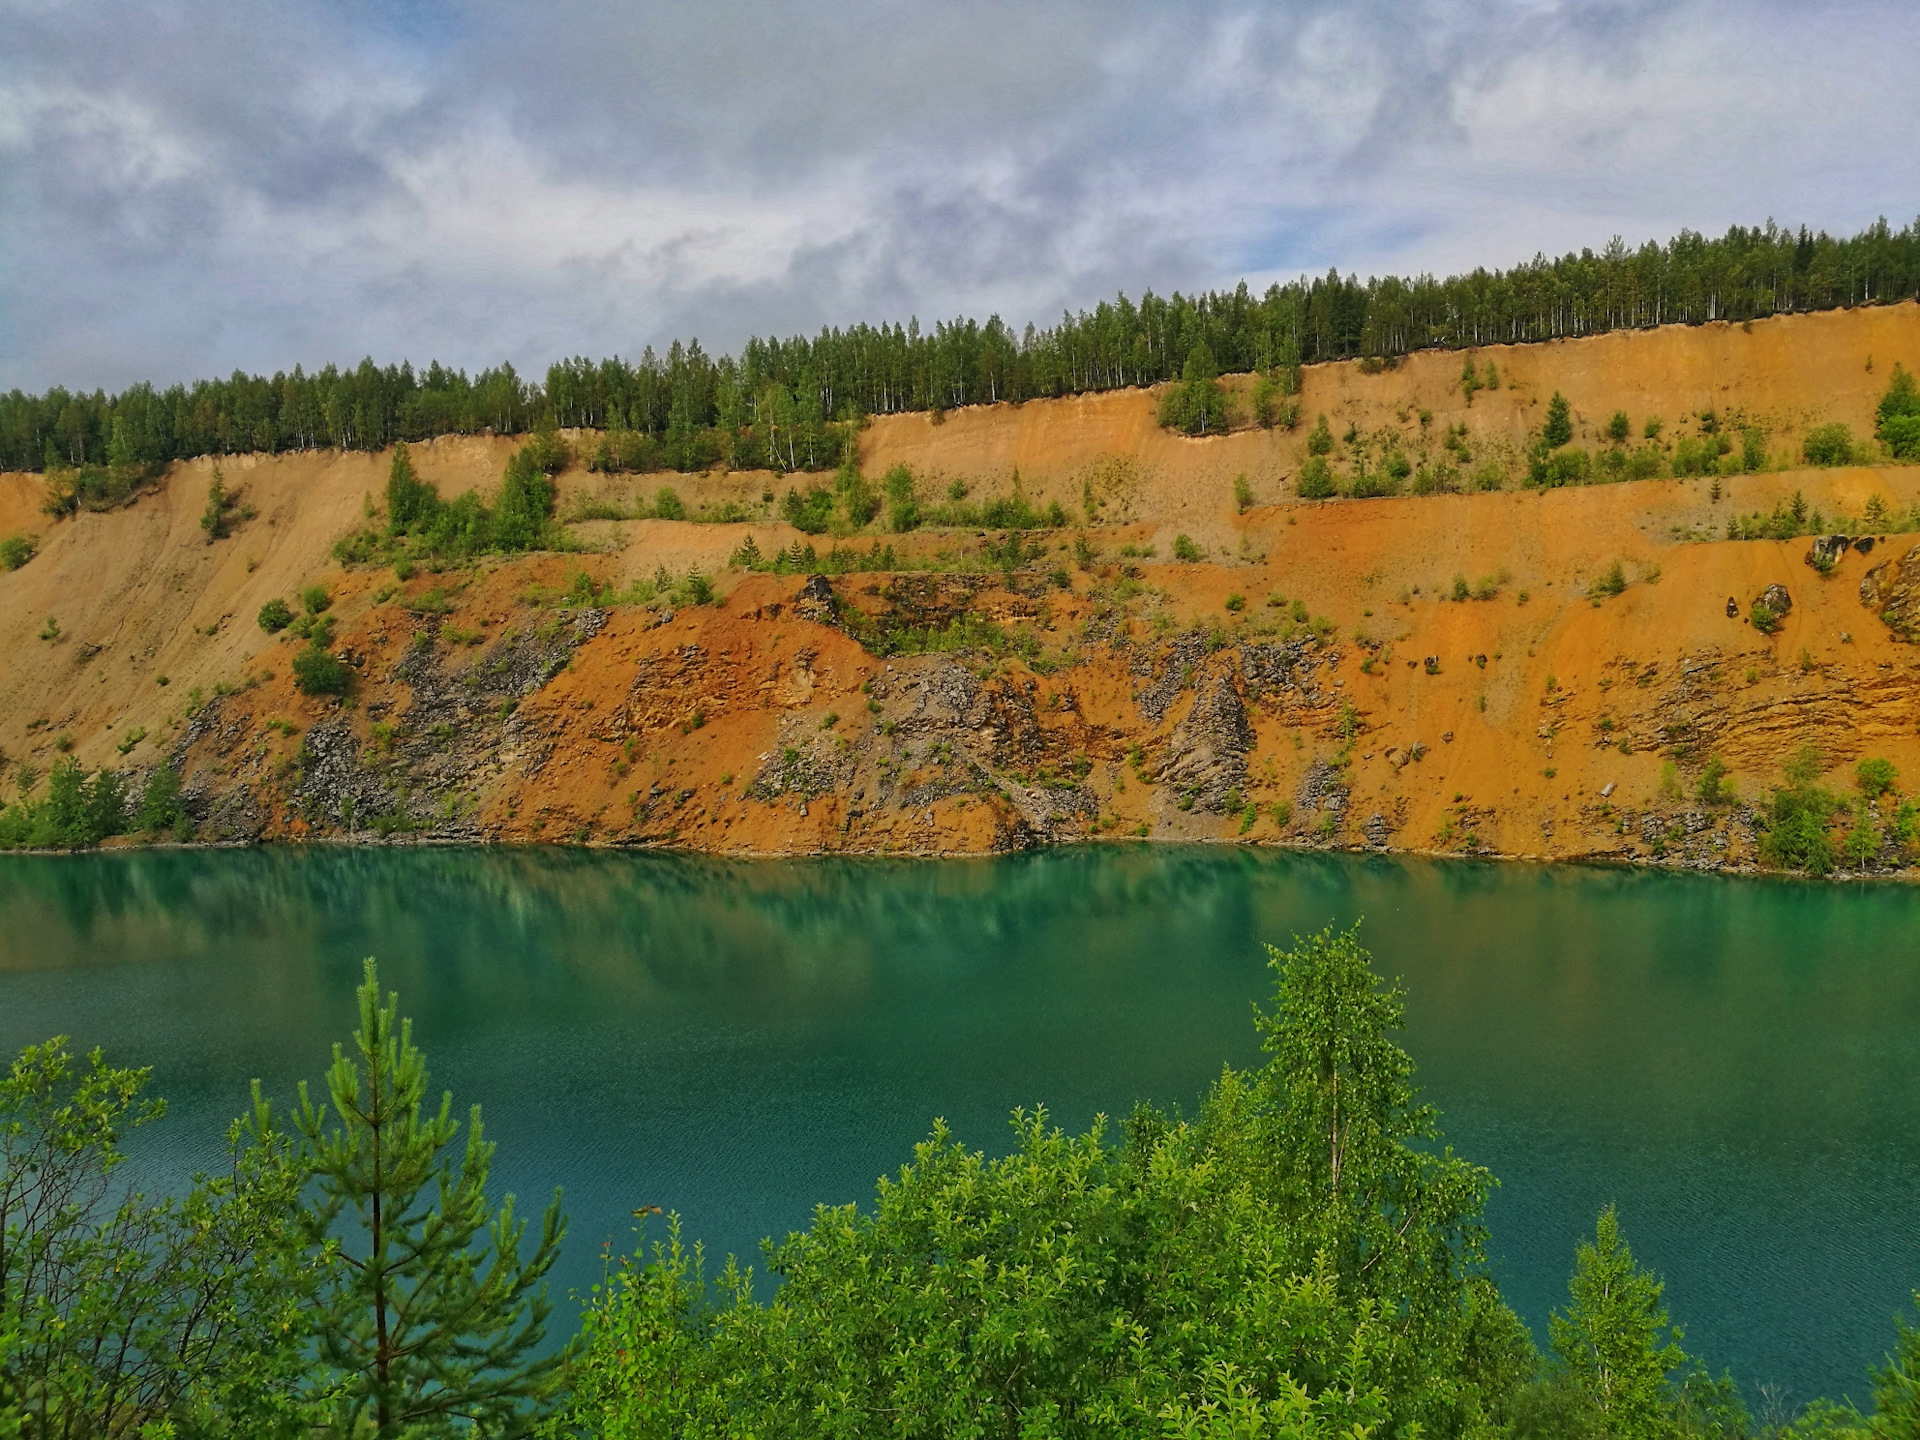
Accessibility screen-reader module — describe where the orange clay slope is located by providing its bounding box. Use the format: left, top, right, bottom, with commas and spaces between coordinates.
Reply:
0, 302, 1917, 870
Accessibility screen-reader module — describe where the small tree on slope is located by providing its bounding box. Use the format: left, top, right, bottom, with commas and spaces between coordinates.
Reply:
295, 958, 567, 1438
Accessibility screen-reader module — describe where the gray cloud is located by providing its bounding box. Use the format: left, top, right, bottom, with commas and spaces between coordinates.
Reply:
3, 0, 1917, 392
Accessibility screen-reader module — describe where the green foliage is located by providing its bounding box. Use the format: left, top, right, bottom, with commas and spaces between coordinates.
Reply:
1760, 746, 1840, 873
0, 533, 34, 570
1233, 472, 1255, 511
1545, 1206, 1716, 1440
1697, 755, 1733, 805
1741, 426, 1768, 471
494, 446, 559, 551
1875, 364, 1920, 460
257, 597, 293, 633
0, 1039, 321, 1437
1533, 446, 1591, 487
780, 483, 835, 534
292, 959, 567, 1436
0, 757, 128, 850
13, 217, 1920, 478
1751, 601, 1780, 634
1607, 410, 1631, 443
1543, 392, 1574, 448
556, 923, 1525, 1440
300, 584, 331, 616
652, 485, 686, 520
385, 442, 438, 528
200, 469, 233, 542
135, 763, 191, 836
521, 414, 573, 475
1857, 756, 1899, 799
1172, 533, 1204, 562
1589, 560, 1628, 600
1305, 413, 1334, 456
1803, 423, 1857, 467
1157, 341, 1231, 435
1250, 367, 1299, 429
1843, 808, 1880, 867
882, 463, 920, 531
1296, 456, 1337, 499
292, 643, 350, 696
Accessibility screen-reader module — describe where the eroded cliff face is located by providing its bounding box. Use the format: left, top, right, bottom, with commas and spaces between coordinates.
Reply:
153, 534, 1920, 873
3, 304, 1920, 870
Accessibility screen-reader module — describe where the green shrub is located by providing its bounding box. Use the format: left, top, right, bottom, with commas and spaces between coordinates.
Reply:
1760, 746, 1839, 873
1606, 410, 1630, 443
199, 471, 232, 542
1697, 756, 1733, 805
1588, 560, 1627, 601
292, 643, 349, 696
1156, 343, 1229, 435
300, 584, 331, 615
1876, 364, 1920, 459
1296, 456, 1337, 499
1750, 601, 1779, 634
1803, 424, 1855, 467
257, 598, 293, 633
1543, 392, 1573, 448
1305, 413, 1334, 456
521, 414, 573, 474
652, 486, 687, 520
0, 533, 38, 570
1857, 756, 1899, 799
493, 446, 558, 550
134, 763, 189, 835
1843, 809, 1880, 867
1171, 534, 1203, 563
883, 465, 920, 532
781, 485, 835, 534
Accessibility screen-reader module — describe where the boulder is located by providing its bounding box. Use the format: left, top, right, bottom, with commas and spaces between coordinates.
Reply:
1855, 536, 1877, 555
1757, 583, 1793, 616
1806, 534, 1851, 569
794, 574, 839, 623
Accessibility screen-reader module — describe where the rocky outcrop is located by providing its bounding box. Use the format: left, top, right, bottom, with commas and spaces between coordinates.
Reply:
1860, 542, 1920, 636
1296, 759, 1348, 823
1806, 534, 1852, 569
1133, 629, 1214, 721
1756, 583, 1792, 616
1158, 672, 1252, 814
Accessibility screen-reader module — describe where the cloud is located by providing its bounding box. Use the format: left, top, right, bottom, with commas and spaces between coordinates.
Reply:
2, 0, 1917, 392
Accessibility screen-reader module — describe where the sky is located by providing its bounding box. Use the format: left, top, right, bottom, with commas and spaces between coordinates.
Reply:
3, 0, 1918, 394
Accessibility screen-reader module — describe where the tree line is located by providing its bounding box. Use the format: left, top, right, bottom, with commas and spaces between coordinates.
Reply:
4, 218, 1918, 477
4, 928, 1915, 1437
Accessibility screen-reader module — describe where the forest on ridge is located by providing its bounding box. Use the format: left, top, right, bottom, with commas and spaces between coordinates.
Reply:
5, 218, 1919, 479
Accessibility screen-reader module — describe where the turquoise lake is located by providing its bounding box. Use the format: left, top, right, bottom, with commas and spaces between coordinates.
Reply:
0, 846, 1914, 1409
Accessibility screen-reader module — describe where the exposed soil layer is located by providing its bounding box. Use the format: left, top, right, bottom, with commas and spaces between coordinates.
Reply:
3, 304, 1919, 871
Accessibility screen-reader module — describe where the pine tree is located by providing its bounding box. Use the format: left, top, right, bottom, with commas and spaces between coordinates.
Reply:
385, 442, 439, 530
295, 959, 567, 1438
1549, 1206, 1685, 1440
1544, 392, 1574, 448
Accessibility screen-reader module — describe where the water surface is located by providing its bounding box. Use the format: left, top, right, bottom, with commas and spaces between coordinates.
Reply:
0, 846, 1914, 1409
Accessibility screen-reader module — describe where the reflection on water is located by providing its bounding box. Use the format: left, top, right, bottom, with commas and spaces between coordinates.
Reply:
1, 846, 1915, 1407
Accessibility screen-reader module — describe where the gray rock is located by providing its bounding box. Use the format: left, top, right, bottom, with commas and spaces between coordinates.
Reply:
794, 574, 838, 623
1757, 583, 1792, 616
1806, 535, 1851, 569
1158, 672, 1252, 814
